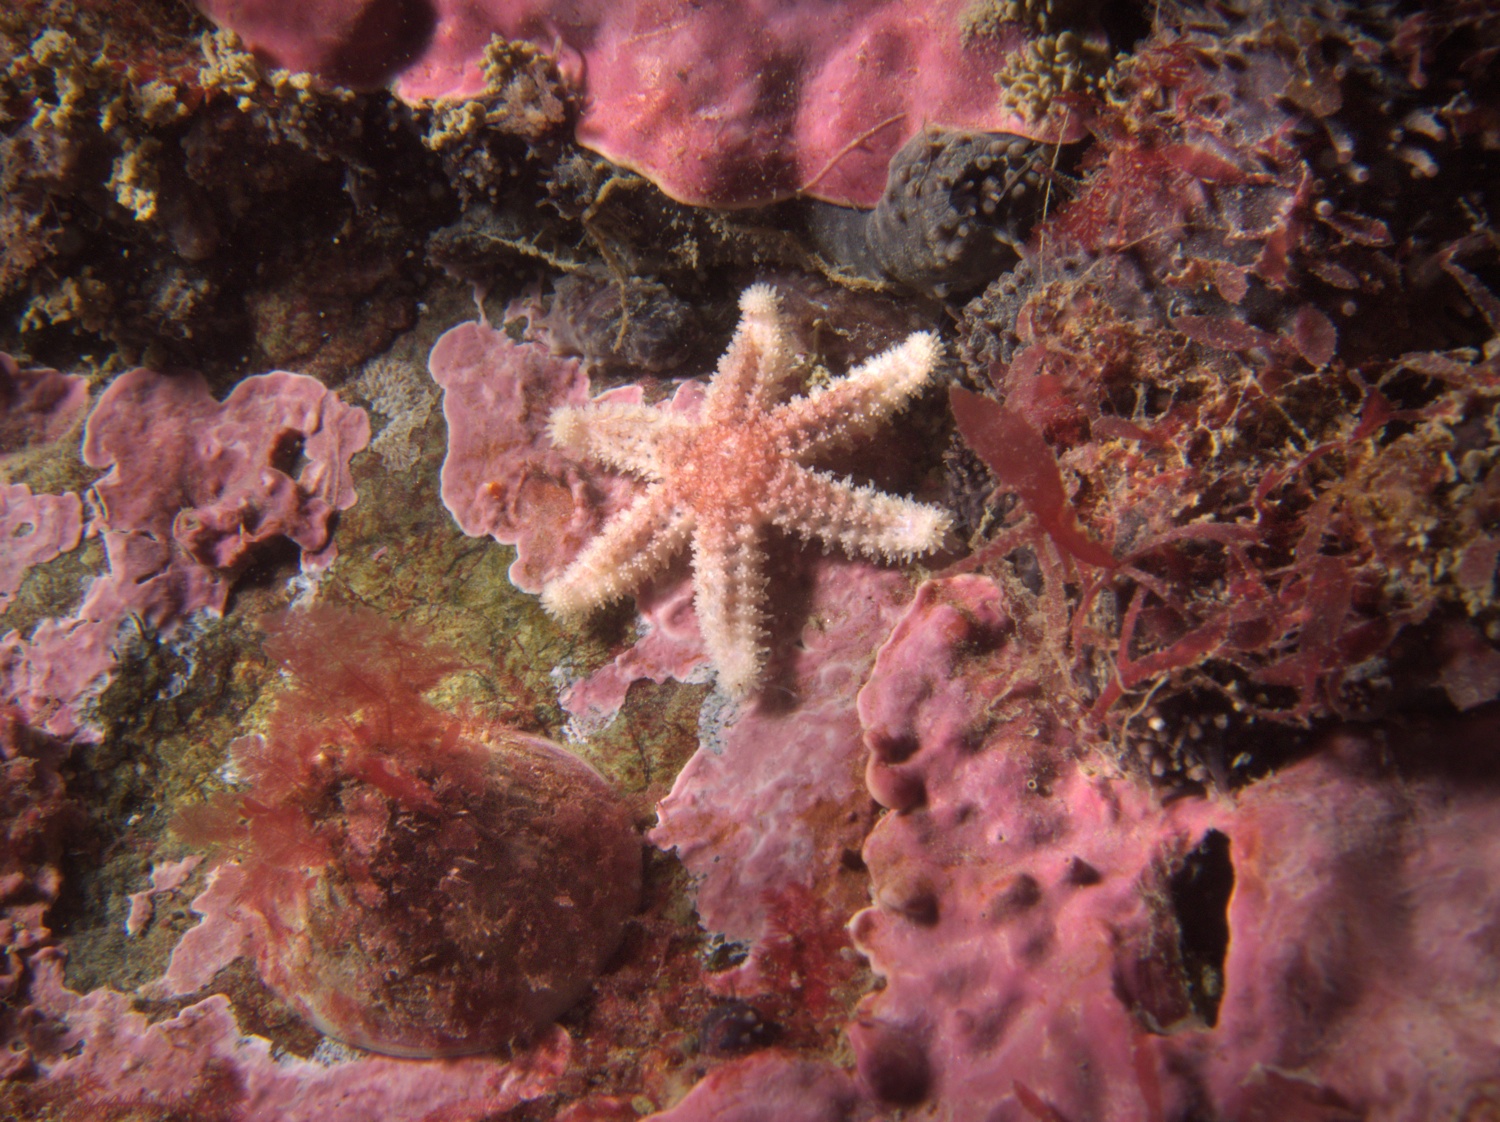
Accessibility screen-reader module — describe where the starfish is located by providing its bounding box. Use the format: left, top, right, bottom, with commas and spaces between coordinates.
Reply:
542, 284, 954, 697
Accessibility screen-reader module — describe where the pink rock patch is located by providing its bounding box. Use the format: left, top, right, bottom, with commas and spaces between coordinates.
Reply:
652, 559, 909, 948
644, 1051, 869, 1122
124, 855, 203, 938
557, 575, 710, 738
2, 367, 368, 741
849, 573, 1500, 1120
430, 318, 638, 594
0, 353, 88, 456
8, 951, 567, 1121
196, 0, 1087, 207
83, 367, 370, 618
0, 485, 83, 611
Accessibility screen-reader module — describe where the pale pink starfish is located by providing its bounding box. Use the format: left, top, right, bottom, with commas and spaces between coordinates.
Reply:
542, 284, 953, 697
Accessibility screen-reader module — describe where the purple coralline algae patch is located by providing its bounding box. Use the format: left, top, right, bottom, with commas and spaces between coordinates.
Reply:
651, 560, 909, 949
9, 949, 569, 1122
556, 574, 710, 737
123, 854, 203, 939
0, 484, 82, 611
429, 316, 637, 595
83, 366, 369, 615
848, 573, 1500, 1120
645, 1050, 870, 1122
194, 0, 1088, 208
2, 366, 368, 740
0, 353, 87, 457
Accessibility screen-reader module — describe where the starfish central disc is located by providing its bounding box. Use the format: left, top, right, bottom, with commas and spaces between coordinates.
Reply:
664, 426, 778, 510
542, 284, 954, 698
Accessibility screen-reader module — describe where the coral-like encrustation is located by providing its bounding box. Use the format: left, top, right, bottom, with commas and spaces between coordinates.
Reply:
554, 575, 710, 738
644, 560, 912, 1067
5, 949, 570, 1121
0, 353, 87, 456
848, 572, 1500, 1119
84, 366, 369, 605
166, 605, 641, 1058
2, 364, 368, 739
194, 0, 1090, 207
429, 310, 641, 593
123, 854, 202, 938
651, 559, 909, 945
0, 484, 81, 611
643, 1050, 869, 1122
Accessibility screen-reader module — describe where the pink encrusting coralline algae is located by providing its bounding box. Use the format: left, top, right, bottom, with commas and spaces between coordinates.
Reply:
846, 574, 1500, 1121
0, 354, 87, 457
0, 484, 81, 612
193, 0, 1088, 207
1, 365, 368, 740
429, 315, 639, 597
8, 949, 570, 1122
4, 0, 1500, 1119
0, 355, 87, 614
82, 366, 369, 613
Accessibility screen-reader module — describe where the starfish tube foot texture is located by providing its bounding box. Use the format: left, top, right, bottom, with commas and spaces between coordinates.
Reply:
542, 284, 954, 698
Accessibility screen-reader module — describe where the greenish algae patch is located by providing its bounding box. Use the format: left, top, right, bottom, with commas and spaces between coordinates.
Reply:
0, 535, 103, 640
57, 612, 264, 995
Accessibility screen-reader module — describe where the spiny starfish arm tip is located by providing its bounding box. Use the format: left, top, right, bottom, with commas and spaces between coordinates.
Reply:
710, 283, 792, 414
770, 466, 955, 562
548, 403, 679, 478
691, 523, 771, 698
541, 490, 692, 618
739, 283, 780, 320
846, 330, 943, 405
546, 404, 588, 448
784, 331, 944, 454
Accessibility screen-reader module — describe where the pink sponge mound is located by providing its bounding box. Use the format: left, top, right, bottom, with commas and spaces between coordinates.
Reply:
196, 0, 1086, 207
175, 606, 641, 1057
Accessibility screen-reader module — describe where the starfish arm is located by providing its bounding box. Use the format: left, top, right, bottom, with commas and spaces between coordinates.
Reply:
541, 485, 693, 618
549, 403, 688, 479
703, 284, 795, 422
691, 516, 771, 698
779, 331, 942, 459
768, 464, 954, 562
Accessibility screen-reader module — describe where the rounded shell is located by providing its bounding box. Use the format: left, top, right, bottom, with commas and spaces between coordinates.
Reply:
252, 731, 640, 1057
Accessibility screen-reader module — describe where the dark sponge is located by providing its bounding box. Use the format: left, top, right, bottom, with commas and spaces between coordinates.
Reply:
868, 129, 1048, 297
808, 129, 1054, 298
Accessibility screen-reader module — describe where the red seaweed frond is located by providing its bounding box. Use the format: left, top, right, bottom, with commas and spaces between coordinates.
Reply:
175, 605, 482, 882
